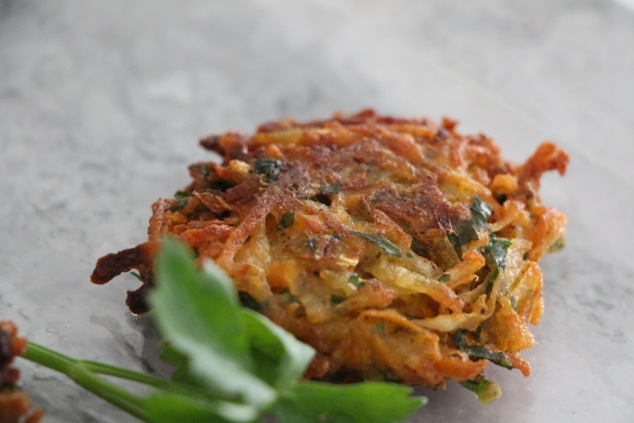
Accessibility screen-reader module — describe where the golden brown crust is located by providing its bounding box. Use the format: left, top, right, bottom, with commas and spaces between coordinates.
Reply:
92, 109, 568, 388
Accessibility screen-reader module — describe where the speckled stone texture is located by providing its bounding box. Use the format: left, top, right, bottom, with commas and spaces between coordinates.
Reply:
1, 1, 633, 422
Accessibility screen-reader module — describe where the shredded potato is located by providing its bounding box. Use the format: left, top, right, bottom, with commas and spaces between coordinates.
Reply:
91, 109, 567, 392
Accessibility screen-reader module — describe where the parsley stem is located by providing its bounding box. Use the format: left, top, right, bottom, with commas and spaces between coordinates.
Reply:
80, 360, 171, 387
68, 363, 148, 421
22, 342, 149, 421
80, 359, 230, 401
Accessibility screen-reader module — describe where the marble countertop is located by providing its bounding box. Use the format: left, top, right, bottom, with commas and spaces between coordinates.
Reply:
1, 1, 633, 422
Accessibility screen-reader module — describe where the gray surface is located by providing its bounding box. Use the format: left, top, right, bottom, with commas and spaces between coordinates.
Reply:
1, 1, 633, 422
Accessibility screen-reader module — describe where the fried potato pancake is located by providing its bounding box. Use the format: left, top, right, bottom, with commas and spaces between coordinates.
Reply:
92, 109, 568, 391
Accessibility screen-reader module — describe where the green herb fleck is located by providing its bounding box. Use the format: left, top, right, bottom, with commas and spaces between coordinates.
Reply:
459, 375, 502, 404
168, 198, 188, 212
449, 196, 493, 258
351, 231, 402, 258
438, 274, 451, 283
453, 330, 513, 370
348, 273, 364, 289
174, 190, 192, 198
277, 210, 295, 229
482, 235, 513, 270
253, 158, 282, 182
331, 294, 346, 305
548, 235, 566, 253
199, 164, 211, 178
473, 324, 483, 342
510, 295, 518, 311
281, 290, 299, 303
320, 182, 343, 195
306, 238, 317, 252
376, 322, 386, 335
130, 271, 144, 282
470, 196, 493, 228
481, 235, 512, 294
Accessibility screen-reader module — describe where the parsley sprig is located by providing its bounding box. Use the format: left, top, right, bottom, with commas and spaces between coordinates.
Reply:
19, 241, 425, 422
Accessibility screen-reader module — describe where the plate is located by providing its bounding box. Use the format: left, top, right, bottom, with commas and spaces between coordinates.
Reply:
1, 2, 632, 422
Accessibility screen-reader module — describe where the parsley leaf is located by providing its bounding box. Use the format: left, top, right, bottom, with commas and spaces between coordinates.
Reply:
241, 309, 314, 389
151, 241, 276, 406
275, 381, 426, 423
145, 393, 258, 423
